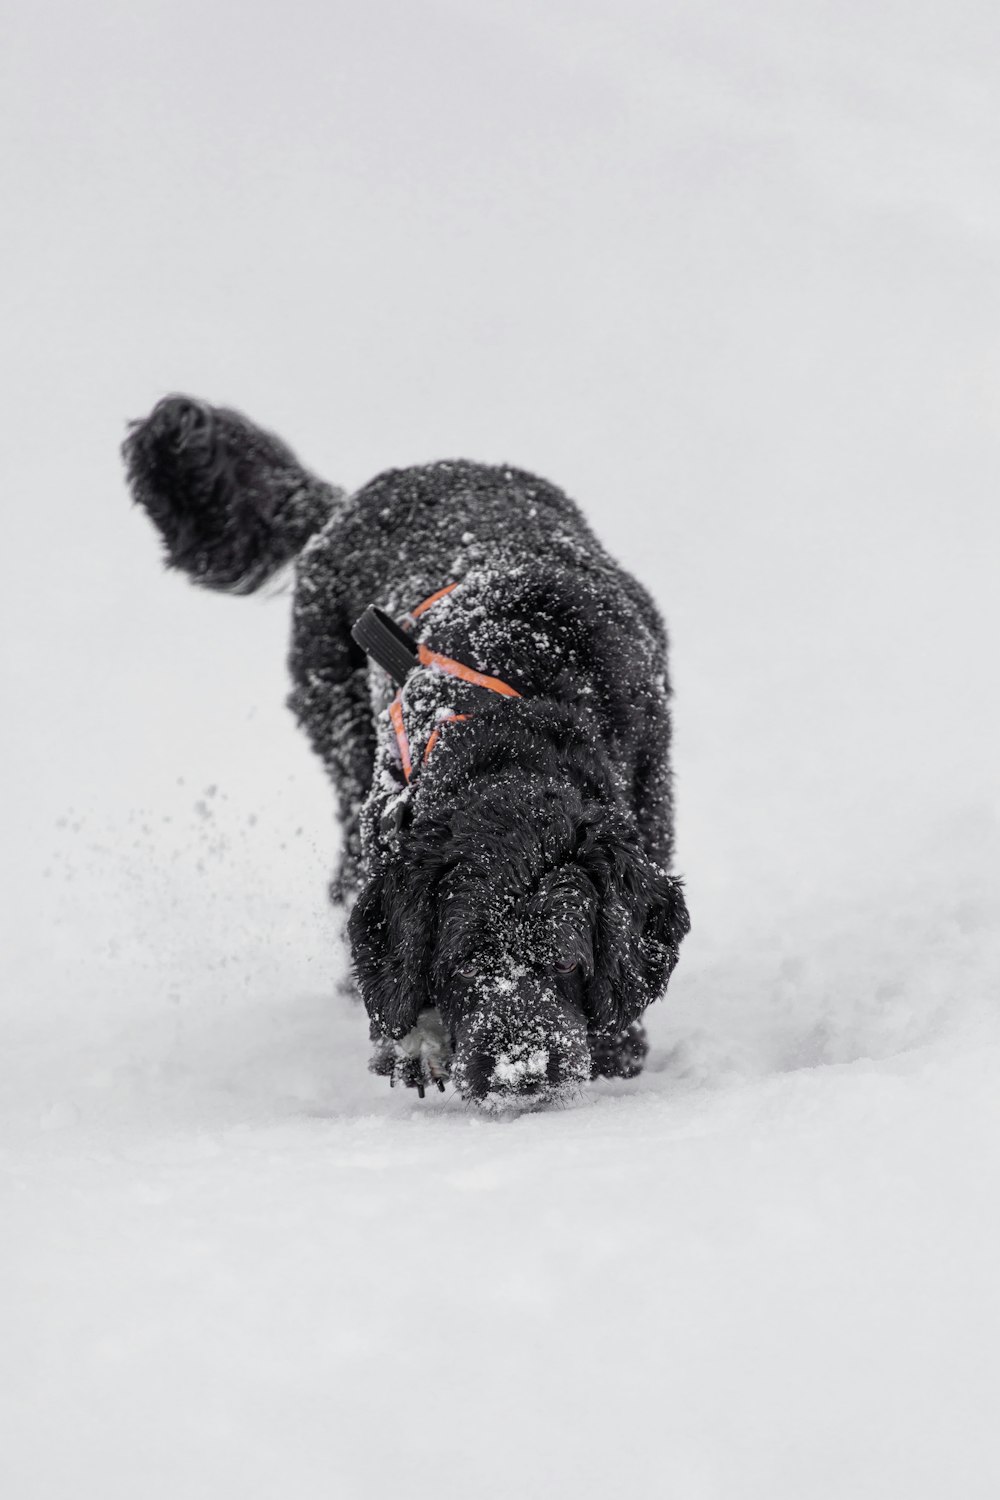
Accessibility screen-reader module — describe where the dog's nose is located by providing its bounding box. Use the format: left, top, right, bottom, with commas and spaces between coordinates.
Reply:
461, 1042, 562, 1102
451, 987, 591, 1108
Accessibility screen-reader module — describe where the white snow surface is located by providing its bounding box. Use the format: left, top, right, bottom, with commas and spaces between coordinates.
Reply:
2, 2, 999, 1495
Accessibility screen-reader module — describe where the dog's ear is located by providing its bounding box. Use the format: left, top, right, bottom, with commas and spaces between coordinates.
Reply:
578, 810, 690, 1032
348, 862, 435, 1039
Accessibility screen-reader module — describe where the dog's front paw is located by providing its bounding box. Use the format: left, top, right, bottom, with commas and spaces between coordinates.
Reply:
590, 1021, 649, 1080
369, 1011, 452, 1098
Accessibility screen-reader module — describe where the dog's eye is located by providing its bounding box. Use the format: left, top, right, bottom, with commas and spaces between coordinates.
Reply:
555, 958, 578, 974
454, 965, 475, 981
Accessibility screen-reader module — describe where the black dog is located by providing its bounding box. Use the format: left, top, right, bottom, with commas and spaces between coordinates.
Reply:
123, 396, 690, 1108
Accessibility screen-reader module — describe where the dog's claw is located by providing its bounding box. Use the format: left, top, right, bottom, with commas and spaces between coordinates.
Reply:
369, 1014, 453, 1097
368, 1014, 453, 1096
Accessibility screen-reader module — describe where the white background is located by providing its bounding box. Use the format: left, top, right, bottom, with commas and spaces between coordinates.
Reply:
2, 2, 999, 1496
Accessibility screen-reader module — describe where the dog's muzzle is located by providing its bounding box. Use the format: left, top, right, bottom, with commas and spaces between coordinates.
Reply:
450, 977, 591, 1110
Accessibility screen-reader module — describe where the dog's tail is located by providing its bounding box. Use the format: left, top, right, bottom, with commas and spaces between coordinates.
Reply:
122, 395, 344, 593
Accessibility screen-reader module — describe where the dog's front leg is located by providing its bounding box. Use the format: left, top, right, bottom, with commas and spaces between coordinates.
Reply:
369, 1010, 453, 1098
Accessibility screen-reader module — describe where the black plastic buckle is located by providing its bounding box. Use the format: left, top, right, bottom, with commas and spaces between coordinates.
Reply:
351, 605, 418, 687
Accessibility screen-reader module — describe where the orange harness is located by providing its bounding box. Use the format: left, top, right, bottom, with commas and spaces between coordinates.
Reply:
383, 583, 520, 783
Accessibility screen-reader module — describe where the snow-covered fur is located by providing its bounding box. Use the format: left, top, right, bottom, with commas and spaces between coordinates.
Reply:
123, 395, 690, 1107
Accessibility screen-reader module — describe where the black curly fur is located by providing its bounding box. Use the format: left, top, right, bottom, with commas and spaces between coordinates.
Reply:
123, 395, 690, 1107
123, 396, 342, 592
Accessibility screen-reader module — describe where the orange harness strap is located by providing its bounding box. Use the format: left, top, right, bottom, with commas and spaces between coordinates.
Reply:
415, 642, 521, 698
387, 698, 412, 781
421, 713, 469, 764
389, 584, 520, 782
408, 582, 459, 620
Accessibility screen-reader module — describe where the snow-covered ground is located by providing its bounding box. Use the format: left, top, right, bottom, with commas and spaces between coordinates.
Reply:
3, 2, 999, 1495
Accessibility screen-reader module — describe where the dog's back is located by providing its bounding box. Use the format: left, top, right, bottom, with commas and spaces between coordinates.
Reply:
302, 458, 609, 623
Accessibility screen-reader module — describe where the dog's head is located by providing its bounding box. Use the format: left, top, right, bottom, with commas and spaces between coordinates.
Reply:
349, 777, 689, 1108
